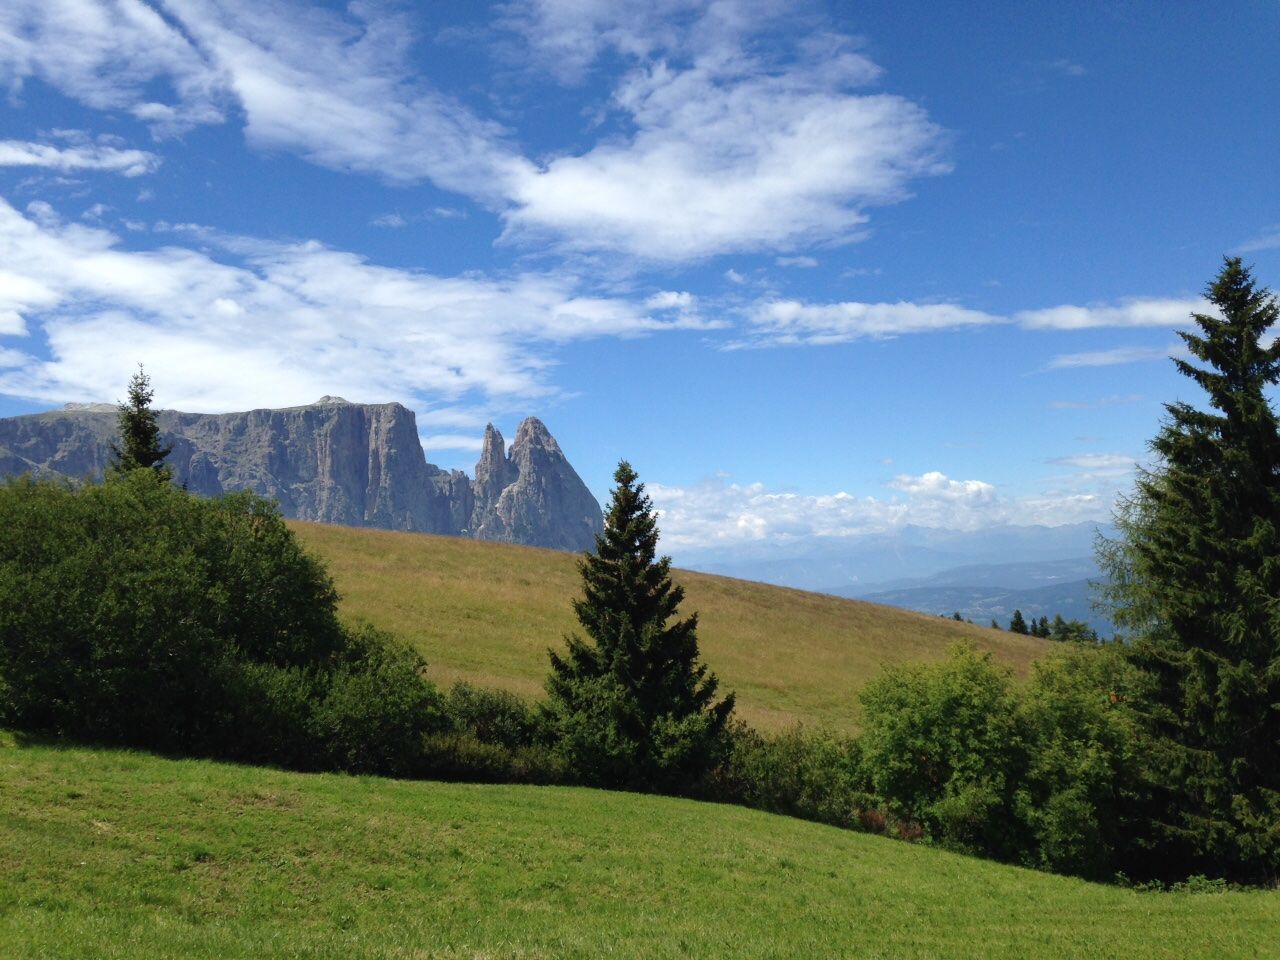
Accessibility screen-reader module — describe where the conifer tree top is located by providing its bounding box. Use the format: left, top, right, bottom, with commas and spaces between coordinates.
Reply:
110, 364, 172, 478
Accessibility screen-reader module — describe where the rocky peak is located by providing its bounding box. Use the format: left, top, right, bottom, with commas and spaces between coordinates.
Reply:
0, 401, 603, 552
471, 416, 603, 552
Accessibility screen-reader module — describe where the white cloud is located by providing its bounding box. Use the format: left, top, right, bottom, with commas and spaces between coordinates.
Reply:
0, 197, 712, 411
734, 298, 998, 347
1016, 297, 1208, 330
3, 1, 949, 262
0, 0, 227, 135
0, 0, 526, 196
371, 213, 408, 228
0, 137, 160, 176
421, 433, 484, 454
503, 48, 949, 259
648, 470, 1109, 551
499, 0, 708, 83
644, 290, 697, 310
161, 0, 528, 196
1044, 58, 1087, 77
886, 471, 996, 503
776, 255, 819, 268
1047, 453, 1137, 472
1048, 344, 1183, 369
1050, 394, 1144, 410
1238, 226, 1280, 253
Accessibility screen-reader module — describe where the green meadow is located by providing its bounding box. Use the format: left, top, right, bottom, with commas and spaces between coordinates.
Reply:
291, 520, 1048, 730
2, 734, 1275, 960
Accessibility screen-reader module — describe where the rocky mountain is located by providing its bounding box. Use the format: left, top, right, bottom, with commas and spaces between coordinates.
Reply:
0, 397, 603, 552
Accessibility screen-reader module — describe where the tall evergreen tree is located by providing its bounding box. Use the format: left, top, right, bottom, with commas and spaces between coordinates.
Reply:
110, 365, 171, 479
545, 461, 734, 790
1100, 257, 1280, 882
1009, 609, 1029, 635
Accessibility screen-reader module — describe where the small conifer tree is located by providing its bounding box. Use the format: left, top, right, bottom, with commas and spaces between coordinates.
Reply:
1009, 609, 1029, 635
110, 365, 171, 479
545, 461, 734, 790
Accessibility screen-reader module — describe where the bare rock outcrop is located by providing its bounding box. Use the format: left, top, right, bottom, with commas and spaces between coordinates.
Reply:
0, 399, 602, 551
470, 418, 603, 551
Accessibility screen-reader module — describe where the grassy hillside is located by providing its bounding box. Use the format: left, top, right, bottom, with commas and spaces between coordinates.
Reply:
291, 522, 1049, 730
2, 735, 1275, 960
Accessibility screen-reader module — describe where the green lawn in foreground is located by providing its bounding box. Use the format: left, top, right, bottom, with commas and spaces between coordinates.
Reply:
2, 735, 1275, 959
291, 521, 1049, 731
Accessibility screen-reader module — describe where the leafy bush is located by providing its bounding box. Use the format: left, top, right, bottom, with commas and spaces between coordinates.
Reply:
1016, 643, 1151, 879
442, 682, 546, 750
308, 626, 450, 777
0, 473, 448, 777
706, 723, 868, 829
857, 642, 1156, 879
858, 644, 1029, 858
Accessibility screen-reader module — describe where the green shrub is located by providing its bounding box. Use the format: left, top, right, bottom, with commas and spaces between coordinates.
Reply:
442, 682, 546, 750
708, 723, 867, 829
308, 626, 450, 777
858, 644, 1029, 858
1016, 644, 1152, 879
0, 473, 441, 775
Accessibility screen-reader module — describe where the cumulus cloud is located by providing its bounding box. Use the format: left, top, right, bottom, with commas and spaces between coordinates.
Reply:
0, 136, 160, 176
503, 48, 949, 259
648, 470, 1110, 551
732, 298, 998, 347
1016, 297, 1209, 330
0, 197, 713, 410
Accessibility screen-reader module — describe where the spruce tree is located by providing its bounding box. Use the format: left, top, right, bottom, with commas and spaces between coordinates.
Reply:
546, 461, 734, 790
1100, 257, 1280, 882
1009, 609, 1029, 634
110, 365, 171, 480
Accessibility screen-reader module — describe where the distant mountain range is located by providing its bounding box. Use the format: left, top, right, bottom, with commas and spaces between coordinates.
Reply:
846, 557, 1113, 636
0, 398, 602, 552
684, 527, 1116, 635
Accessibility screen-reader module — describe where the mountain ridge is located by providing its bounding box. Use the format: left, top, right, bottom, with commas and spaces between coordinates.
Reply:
0, 398, 603, 552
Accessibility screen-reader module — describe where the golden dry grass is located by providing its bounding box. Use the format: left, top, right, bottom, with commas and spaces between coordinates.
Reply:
291, 521, 1050, 731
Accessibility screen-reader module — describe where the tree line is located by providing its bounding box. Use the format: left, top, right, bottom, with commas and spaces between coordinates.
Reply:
1, 258, 1276, 887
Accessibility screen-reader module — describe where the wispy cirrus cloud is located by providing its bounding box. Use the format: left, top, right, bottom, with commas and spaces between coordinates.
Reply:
729, 298, 998, 347
1050, 394, 1145, 410
2, 0, 953, 263
1047, 344, 1185, 369
0, 135, 160, 177
0, 0, 227, 135
1048, 453, 1137, 472
0, 197, 715, 411
1237, 226, 1280, 253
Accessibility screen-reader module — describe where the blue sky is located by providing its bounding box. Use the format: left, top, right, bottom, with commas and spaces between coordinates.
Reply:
1, 0, 1278, 560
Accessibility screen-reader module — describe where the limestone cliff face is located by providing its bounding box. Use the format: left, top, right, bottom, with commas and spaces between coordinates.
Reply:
0, 398, 602, 551
470, 417, 603, 552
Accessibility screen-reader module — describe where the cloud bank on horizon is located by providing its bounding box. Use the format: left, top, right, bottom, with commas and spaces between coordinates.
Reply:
0, 0, 1276, 548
